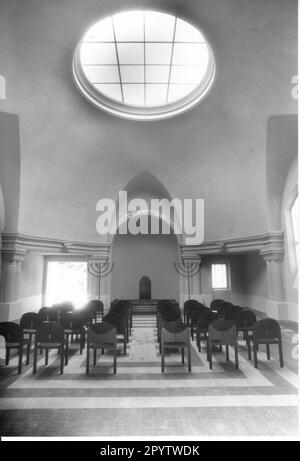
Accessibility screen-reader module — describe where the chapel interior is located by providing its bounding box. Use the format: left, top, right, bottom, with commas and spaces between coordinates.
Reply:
0, 0, 298, 438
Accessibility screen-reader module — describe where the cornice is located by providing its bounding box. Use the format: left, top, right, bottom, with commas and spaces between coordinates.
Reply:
1, 231, 284, 263
180, 231, 284, 261
1, 232, 110, 261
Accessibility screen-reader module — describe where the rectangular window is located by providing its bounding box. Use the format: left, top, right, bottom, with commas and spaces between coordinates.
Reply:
211, 263, 228, 289
45, 261, 88, 309
291, 195, 298, 268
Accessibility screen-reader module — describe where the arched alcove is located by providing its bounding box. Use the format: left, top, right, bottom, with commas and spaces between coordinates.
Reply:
110, 171, 181, 300
111, 222, 179, 300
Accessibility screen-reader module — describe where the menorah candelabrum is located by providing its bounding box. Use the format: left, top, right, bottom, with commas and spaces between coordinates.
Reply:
174, 260, 201, 301
87, 259, 114, 302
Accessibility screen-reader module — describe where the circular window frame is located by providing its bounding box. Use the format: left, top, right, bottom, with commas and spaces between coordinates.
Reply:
72, 11, 216, 121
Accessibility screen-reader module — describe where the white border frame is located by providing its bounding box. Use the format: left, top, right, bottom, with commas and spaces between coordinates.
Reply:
72, 10, 216, 121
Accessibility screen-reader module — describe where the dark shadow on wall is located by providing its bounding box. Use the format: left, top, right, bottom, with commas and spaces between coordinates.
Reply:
267, 114, 298, 230
0, 112, 20, 232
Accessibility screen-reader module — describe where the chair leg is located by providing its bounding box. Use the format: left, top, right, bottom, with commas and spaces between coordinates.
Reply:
209, 341, 213, 370
226, 345, 229, 361
60, 345, 64, 375
45, 348, 49, 366
86, 345, 90, 375
93, 348, 97, 366
18, 344, 23, 374
124, 336, 126, 355
161, 345, 165, 373
80, 333, 83, 354
181, 347, 184, 364
5, 348, 10, 365
26, 342, 30, 365
188, 344, 191, 372
65, 341, 68, 366
266, 343, 270, 360
235, 341, 239, 370
113, 346, 117, 374
206, 337, 210, 362
33, 344, 38, 374
279, 341, 284, 368
253, 341, 258, 368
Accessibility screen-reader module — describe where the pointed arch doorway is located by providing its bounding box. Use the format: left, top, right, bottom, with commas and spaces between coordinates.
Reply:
139, 276, 151, 300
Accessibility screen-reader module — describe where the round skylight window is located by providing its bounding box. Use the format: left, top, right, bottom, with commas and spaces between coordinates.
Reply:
73, 10, 215, 120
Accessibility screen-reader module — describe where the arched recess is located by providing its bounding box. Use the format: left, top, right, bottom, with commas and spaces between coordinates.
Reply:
106, 170, 184, 245
266, 114, 298, 230
109, 171, 182, 302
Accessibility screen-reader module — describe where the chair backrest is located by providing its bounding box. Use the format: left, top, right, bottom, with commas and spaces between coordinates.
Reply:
103, 312, 126, 334
59, 312, 84, 331
209, 319, 236, 344
38, 307, 58, 322
224, 305, 243, 320
36, 322, 64, 343
253, 318, 281, 341
161, 308, 181, 324
218, 301, 233, 316
88, 322, 117, 345
197, 310, 211, 328
20, 312, 42, 329
87, 299, 104, 314
184, 299, 200, 313
162, 321, 189, 343
210, 299, 225, 311
55, 302, 75, 316
80, 306, 94, 324
190, 305, 209, 323
0, 322, 22, 343
234, 310, 257, 328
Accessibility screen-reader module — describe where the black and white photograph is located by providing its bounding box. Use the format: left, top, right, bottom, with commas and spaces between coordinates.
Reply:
0, 0, 299, 444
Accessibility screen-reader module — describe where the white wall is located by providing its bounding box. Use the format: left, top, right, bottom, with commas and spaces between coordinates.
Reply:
111, 233, 179, 300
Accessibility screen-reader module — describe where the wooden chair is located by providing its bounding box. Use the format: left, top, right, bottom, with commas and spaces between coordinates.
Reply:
20, 312, 42, 351
59, 312, 85, 358
103, 312, 128, 355
161, 321, 191, 372
86, 322, 117, 375
190, 305, 209, 340
195, 310, 211, 355
183, 299, 200, 325
87, 300, 104, 322
252, 318, 284, 368
33, 322, 66, 375
234, 310, 257, 359
110, 300, 132, 336
0, 322, 30, 374
208, 320, 239, 370
158, 308, 181, 352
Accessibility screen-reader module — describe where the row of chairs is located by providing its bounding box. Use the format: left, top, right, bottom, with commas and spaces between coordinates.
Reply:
0, 299, 134, 375
184, 299, 284, 368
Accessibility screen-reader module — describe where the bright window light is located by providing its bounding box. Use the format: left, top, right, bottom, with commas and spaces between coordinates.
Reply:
291, 195, 298, 268
73, 10, 215, 120
212, 264, 228, 289
45, 261, 88, 309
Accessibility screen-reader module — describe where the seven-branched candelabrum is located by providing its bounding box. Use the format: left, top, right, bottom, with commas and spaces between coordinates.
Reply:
174, 261, 201, 300
87, 260, 114, 301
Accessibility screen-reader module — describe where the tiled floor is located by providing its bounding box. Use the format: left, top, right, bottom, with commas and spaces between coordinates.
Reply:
0, 315, 298, 437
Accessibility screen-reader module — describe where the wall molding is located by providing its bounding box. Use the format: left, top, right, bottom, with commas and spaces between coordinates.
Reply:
181, 231, 284, 260
1, 232, 110, 261
1, 231, 284, 263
